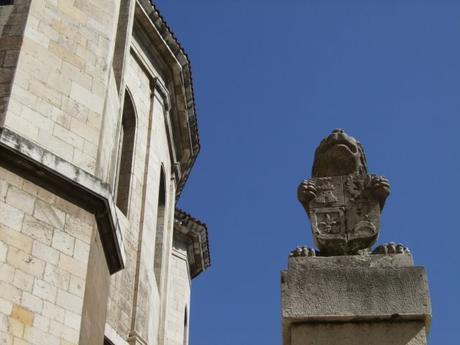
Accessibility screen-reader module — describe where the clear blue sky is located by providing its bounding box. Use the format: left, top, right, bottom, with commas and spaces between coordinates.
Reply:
156, 1, 460, 344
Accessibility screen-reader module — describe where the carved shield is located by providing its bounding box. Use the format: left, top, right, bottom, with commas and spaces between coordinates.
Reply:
308, 175, 380, 255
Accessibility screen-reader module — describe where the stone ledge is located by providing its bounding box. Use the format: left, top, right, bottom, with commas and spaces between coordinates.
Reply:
288, 253, 415, 270
282, 255, 431, 322
0, 127, 126, 273
289, 321, 427, 345
105, 323, 129, 345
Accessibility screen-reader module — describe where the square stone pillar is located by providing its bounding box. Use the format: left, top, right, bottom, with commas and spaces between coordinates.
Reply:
281, 254, 431, 345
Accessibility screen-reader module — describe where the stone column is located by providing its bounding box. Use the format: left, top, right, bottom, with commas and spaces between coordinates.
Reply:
281, 254, 431, 345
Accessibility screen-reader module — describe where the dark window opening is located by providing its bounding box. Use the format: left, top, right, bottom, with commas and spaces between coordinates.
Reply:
154, 168, 166, 290
104, 336, 114, 345
116, 92, 136, 215
0, 0, 14, 5
183, 306, 188, 345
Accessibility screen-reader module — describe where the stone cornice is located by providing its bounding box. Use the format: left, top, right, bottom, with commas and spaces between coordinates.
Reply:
135, 0, 200, 199
174, 208, 210, 279
129, 44, 182, 185
0, 127, 126, 274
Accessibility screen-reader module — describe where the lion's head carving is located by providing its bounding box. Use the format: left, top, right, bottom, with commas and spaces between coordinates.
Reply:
312, 129, 368, 178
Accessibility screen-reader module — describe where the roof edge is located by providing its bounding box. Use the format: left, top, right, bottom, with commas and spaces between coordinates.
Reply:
140, 1, 201, 199
174, 208, 211, 278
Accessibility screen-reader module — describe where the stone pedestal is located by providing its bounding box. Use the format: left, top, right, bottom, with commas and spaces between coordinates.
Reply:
281, 254, 431, 345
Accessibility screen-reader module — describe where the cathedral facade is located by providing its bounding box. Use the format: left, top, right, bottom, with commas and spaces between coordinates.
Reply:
0, 1, 210, 345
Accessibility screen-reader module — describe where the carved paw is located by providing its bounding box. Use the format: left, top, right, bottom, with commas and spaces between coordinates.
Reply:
297, 179, 317, 205
356, 248, 372, 256
289, 246, 317, 257
367, 174, 390, 209
373, 242, 410, 255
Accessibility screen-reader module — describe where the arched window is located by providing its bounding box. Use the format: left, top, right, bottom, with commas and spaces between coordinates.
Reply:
116, 91, 136, 215
154, 167, 166, 290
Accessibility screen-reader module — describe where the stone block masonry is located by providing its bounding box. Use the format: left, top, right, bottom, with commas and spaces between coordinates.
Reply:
0, 1, 210, 344
0, 0, 31, 121
282, 255, 431, 345
2, 0, 120, 175
285, 130, 432, 345
164, 243, 191, 345
0, 166, 94, 345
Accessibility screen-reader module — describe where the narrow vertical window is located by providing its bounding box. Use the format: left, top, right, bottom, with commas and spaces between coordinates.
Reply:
154, 167, 166, 290
183, 306, 188, 345
116, 92, 136, 215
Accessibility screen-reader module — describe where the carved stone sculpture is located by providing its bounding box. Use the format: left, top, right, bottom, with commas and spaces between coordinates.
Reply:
294, 129, 408, 256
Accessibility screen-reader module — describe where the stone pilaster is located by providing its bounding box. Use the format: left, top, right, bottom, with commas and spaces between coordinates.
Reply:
281, 254, 431, 345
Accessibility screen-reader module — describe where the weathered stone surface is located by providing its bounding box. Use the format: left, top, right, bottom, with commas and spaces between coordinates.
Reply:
374, 242, 411, 255
297, 129, 396, 255
0, 127, 126, 272
281, 254, 431, 345
0, 1, 209, 345
282, 255, 430, 321
290, 321, 427, 345
0, 165, 94, 345
287, 253, 414, 270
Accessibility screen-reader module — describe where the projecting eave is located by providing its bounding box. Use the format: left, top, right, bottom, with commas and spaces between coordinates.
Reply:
135, 1, 200, 199
0, 128, 126, 274
174, 209, 211, 279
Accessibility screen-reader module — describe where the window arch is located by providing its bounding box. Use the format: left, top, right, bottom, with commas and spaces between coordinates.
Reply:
115, 91, 136, 215
154, 166, 166, 290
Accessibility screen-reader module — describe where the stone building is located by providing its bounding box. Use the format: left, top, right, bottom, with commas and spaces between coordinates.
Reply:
0, 1, 210, 345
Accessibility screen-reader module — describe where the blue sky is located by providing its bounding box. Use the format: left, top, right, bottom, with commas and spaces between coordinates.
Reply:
155, 1, 460, 344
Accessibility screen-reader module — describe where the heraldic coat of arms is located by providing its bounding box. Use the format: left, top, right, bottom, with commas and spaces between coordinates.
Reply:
295, 129, 407, 256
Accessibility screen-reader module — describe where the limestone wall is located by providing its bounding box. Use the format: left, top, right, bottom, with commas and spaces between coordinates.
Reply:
0, 2, 199, 345
164, 241, 191, 345
0, 0, 30, 122
2, 0, 120, 176
0, 165, 94, 345
96, 71, 121, 185
105, 45, 176, 345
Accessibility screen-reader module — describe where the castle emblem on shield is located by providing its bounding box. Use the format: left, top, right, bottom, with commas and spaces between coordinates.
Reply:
294, 129, 408, 257
307, 175, 380, 255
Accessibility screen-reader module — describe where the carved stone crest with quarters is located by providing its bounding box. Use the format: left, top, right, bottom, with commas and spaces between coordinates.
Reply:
294, 129, 407, 256
308, 175, 380, 255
